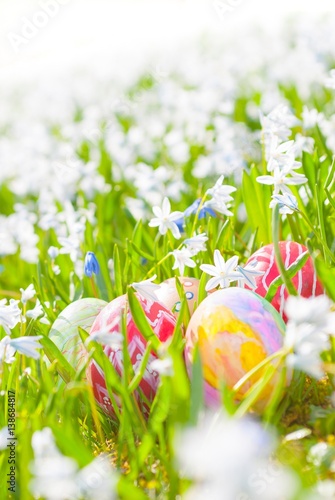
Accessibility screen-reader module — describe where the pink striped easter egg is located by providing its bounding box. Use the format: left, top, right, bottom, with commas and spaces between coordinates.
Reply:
87, 294, 176, 417
244, 241, 323, 321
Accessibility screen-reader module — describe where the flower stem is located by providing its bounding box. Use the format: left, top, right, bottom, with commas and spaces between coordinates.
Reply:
272, 205, 298, 296
90, 277, 98, 298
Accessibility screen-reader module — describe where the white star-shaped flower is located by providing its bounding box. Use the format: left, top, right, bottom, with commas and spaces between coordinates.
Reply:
236, 260, 264, 289
148, 197, 184, 239
172, 248, 196, 276
200, 249, 241, 291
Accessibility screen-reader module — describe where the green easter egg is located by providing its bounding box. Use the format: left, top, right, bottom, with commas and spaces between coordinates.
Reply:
49, 298, 107, 372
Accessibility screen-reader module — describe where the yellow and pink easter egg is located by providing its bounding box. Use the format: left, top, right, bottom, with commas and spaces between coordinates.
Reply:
185, 287, 285, 410
155, 277, 199, 317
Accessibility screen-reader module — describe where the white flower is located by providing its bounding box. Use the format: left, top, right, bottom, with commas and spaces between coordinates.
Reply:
76, 454, 117, 500
236, 260, 264, 289
206, 175, 237, 201
261, 104, 299, 143
325, 69, 335, 90
307, 442, 330, 467
88, 330, 123, 350
302, 106, 323, 129
0, 427, 11, 450
131, 275, 161, 303
204, 198, 234, 217
184, 233, 208, 256
86, 314, 123, 349
200, 249, 241, 291
205, 175, 236, 217
270, 193, 298, 215
30, 428, 79, 500
58, 236, 81, 262
148, 197, 184, 239
20, 284, 36, 304
292, 134, 314, 156
9, 336, 43, 360
175, 411, 293, 500
265, 136, 295, 171
285, 295, 335, 330
0, 336, 16, 364
283, 296, 335, 379
0, 299, 22, 335
25, 299, 50, 324
48, 246, 59, 259
171, 248, 196, 276
150, 356, 174, 376
315, 480, 335, 499
257, 166, 307, 195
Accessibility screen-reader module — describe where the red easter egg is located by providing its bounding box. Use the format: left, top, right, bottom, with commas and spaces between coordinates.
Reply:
244, 242, 323, 321
87, 294, 176, 417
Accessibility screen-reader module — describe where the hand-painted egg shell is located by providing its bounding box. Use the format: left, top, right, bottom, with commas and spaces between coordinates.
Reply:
87, 294, 176, 417
244, 242, 323, 321
155, 277, 199, 317
185, 287, 285, 410
49, 298, 107, 373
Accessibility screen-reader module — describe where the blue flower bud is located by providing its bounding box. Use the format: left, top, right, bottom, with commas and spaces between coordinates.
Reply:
84, 252, 100, 278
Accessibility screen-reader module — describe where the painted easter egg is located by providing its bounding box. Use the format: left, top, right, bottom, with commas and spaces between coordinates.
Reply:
49, 298, 107, 373
155, 277, 199, 317
244, 241, 323, 320
185, 287, 285, 410
87, 294, 176, 417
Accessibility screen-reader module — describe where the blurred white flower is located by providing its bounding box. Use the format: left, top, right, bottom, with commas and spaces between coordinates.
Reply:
184, 233, 208, 256
205, 175, 236, 217
302, 106, 323, 129
171, 248, 196, 276
26, 299, 50, 324
131, 275, 161, 303
307, 442, 330, 467
293, 134, 315, 156
257, 166, 307, 195
149, 197, 184, 239
176, 411, 296, 500
265, 136, 296, 171
0, 337, 16, 364
150, 356, 174, 376
0, 299, 22, 335
77, 454, 117, 500
0, 426, 11, 450
315, 480, 335, 499
325, 69, 335, 89
9, 336, 43, 360
285, 295, 335, 330
270, 193, 298, 215
58, 236, 81, 262
30, 428, 79, 500
200, 249, 241, 291
20, 284, 36, 304
48, 246, 59, 259
284, 296, 335, 379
